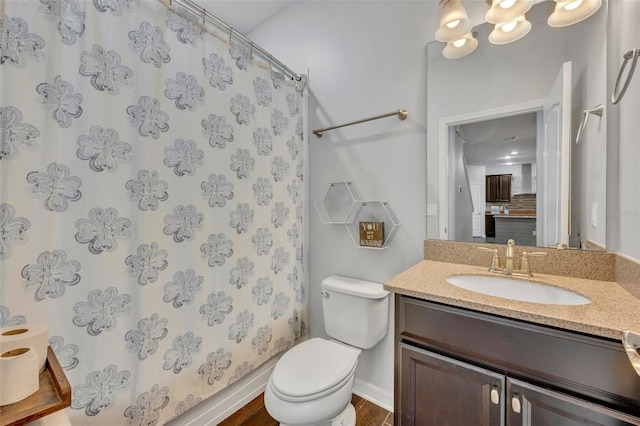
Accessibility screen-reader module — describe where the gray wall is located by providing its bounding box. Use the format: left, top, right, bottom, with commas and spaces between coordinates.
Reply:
608, 0, 640, 260
249, 1, 433, 408
567, 3, 607, 249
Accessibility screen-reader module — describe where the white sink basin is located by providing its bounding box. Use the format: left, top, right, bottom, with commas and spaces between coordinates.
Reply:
446, 275, 591, 305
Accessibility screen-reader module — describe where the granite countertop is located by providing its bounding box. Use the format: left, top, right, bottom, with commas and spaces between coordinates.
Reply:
384, 260, 640, 341
493, 214, 536, 219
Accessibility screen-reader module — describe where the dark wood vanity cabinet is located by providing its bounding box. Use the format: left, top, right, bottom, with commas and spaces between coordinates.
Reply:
399, 343, 504, 425
486, 174, 512, 203
507, 378, 640, 425
395, 295, 640, 426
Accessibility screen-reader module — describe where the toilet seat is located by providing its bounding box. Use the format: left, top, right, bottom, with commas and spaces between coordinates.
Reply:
270, 338, 359, 402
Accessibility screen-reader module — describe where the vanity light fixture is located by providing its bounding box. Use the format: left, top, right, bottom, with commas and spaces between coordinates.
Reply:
488, 15, 532, 45
548, 0, 602, 27
435, 0, 474, 42
485, 0, 534, 25
442, 32, 479, 59
438, 0, 601, 59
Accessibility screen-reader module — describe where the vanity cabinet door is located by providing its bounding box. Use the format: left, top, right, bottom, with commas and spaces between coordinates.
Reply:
507, 378, 640, 426
399, 343, 505, 426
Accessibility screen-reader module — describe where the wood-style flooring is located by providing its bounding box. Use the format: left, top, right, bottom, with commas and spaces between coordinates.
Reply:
219, 393, 393, 426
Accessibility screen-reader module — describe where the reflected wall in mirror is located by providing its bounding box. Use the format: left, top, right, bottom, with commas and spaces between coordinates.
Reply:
426, 0, 607, 250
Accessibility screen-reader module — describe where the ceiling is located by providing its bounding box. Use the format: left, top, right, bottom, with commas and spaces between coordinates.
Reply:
198, 0, 500, 36
196, 1, 293, 35
459, 112, 538, 168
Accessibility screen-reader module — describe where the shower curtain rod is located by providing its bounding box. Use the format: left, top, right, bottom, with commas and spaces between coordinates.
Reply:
169, 0, 303, 82
312, 109, 409, 138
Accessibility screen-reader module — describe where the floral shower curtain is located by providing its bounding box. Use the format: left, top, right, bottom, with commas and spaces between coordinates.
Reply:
0, 0, 307, 424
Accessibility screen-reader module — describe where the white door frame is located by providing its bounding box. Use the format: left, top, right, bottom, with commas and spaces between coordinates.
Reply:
438, 99, 544, 240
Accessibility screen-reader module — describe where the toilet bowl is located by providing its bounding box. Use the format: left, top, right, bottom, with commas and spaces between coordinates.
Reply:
264, 276, 390, 426
265, 338, 361, 425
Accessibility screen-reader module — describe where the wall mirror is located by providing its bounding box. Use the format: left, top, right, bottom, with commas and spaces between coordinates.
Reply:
426, 0, 607, 250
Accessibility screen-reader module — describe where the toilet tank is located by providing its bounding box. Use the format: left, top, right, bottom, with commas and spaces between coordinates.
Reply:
321, 275, 390, 349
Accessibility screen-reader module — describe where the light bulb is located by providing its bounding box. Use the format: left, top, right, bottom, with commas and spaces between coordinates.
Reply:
453, 38, 467, 48
564, 0, 584, 11
501, 20, 518, 32
500, 0, 517, 9
436, 0, 473, 42
548, 0, 602, 27
446, 19, 461, 28
443, 32, 478, 58
486, 0, 533, 25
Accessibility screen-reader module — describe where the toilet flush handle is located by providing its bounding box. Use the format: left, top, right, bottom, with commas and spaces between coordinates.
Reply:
320, 290, 330, 298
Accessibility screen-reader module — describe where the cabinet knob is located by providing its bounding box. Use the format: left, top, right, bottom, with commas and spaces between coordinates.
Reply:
490, 388, 500, 405
511, 394, 522, 414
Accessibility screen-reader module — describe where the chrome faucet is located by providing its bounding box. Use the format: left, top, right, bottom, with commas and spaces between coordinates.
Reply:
478, 239, 547, 277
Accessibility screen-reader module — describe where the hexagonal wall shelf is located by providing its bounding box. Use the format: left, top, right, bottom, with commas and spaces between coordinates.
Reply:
345, 201, 400, 249
314, 181, 400, 249
314, 181, 362, 224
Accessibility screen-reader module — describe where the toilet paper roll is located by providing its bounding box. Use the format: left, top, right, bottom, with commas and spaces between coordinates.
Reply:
0, 324, 49, 372
0, 346, 40, 406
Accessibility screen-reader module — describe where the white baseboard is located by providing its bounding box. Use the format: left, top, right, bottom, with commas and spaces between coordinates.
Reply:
352, 379, 394, 413
168, 357, 278, 426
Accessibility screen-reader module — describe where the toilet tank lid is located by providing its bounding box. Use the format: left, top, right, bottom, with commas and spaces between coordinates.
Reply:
321, 275, 389, 299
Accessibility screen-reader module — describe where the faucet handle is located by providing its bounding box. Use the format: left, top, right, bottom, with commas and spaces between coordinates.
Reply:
478, 247, 502, 272
519, 251, 547, 276
478, 247, 497, 253
523, 251, 547, 258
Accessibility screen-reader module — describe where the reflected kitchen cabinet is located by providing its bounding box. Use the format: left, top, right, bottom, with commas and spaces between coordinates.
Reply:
486, 214, 496, 238
486, 174, 512, 203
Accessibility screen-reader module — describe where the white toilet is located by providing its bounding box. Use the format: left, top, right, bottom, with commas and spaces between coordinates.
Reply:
264, 275, 390, 426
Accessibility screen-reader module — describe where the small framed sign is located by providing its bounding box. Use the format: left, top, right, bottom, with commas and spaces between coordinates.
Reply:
359, 221, 385, 248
